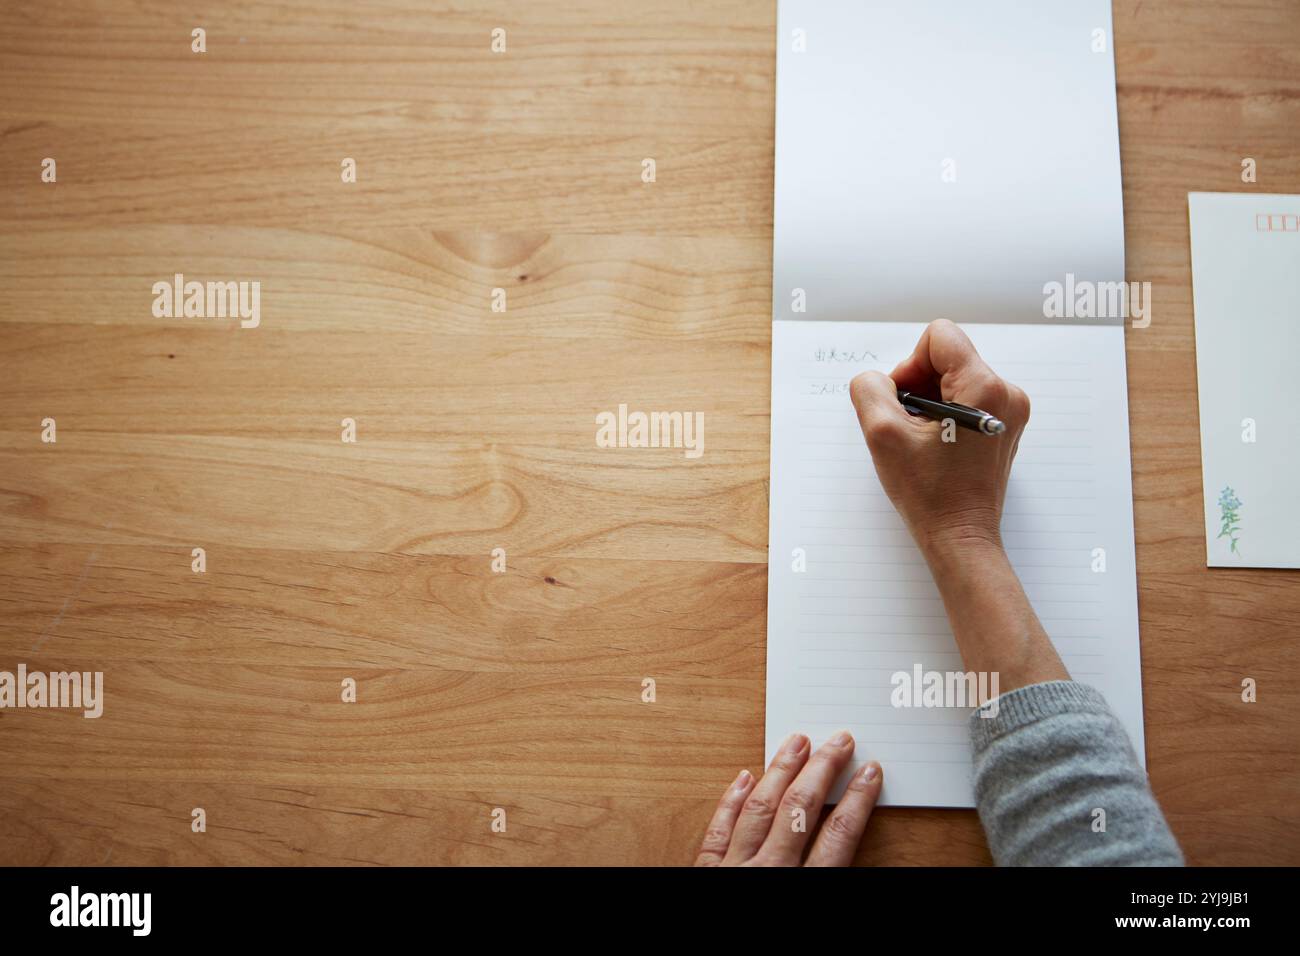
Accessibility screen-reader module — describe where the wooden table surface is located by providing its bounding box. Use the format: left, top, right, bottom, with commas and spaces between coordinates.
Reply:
1, 1, 1297, 866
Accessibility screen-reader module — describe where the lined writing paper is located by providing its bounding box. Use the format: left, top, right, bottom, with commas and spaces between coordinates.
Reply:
765, 321, 1144, 806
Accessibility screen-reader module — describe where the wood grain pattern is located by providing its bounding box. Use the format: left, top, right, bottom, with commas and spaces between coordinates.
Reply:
0, 0, 1297, 866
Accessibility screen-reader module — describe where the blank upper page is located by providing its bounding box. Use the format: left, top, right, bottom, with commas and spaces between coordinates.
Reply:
773, 0, 1126, 324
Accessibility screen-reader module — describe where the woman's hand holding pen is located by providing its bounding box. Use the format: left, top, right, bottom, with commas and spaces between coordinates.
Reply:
849, 318, 1032, 559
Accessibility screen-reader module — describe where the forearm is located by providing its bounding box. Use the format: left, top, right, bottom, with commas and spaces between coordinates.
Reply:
919, 532, 1069, 692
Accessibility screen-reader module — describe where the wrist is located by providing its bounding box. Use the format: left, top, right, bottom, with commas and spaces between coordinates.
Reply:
915, 525, 1007, 573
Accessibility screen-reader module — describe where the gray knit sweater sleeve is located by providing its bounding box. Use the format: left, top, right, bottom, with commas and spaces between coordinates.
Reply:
968, 680, 1183, 866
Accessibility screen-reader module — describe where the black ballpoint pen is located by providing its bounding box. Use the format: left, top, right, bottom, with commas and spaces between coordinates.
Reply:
896, 389, 1005, 436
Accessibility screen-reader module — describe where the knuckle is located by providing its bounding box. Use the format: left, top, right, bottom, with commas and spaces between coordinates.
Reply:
1007, 384, 1031, 423
977, 374, 1010, 410
824, 810, 862, 840
849, 371, 880, 407
862, 415, 905, 451
780, 784, 819, 814
699, 825, 731, 853
740, 794, 777, 821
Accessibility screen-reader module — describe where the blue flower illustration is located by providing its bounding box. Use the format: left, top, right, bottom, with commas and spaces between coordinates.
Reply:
1216, 486, 1243, 555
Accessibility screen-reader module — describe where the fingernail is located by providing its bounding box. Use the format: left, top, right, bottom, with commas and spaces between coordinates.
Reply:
828, 730, 853, 748
861, 762, 880, 783
784, 733, 809, 755
733, 769, 752, 791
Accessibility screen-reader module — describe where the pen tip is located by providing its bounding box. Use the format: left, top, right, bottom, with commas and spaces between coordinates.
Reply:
983, 417, 1006, 435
